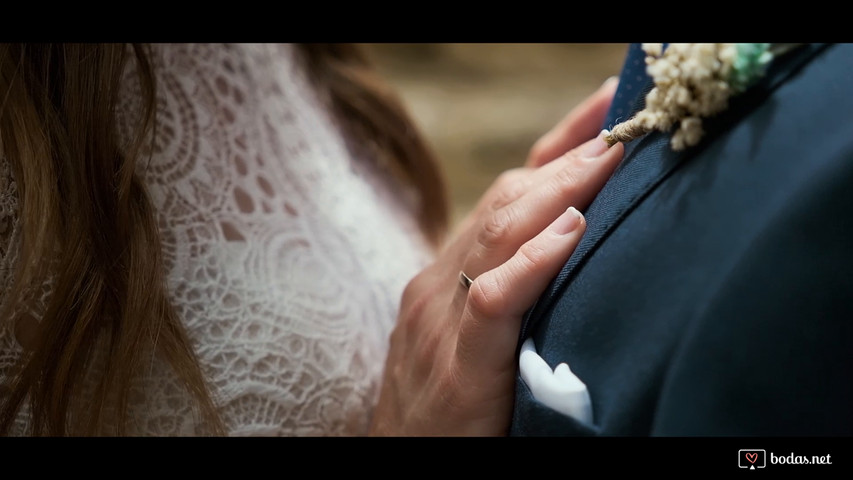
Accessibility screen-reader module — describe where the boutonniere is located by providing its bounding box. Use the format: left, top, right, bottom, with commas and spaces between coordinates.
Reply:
605, 43, 803, 151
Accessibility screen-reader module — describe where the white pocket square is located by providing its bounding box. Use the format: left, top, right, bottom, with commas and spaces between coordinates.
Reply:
519, 338, 593, 425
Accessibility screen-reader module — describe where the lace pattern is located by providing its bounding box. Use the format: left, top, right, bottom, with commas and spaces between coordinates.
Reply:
0, 44, 433, 435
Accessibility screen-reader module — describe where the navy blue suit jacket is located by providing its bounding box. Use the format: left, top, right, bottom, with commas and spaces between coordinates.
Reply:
510, 43, 853, 436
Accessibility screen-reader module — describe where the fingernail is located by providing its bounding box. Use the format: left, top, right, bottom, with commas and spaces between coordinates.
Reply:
551, 207, 583, 235
601, 75, 619, 89
581, 130, 610, 158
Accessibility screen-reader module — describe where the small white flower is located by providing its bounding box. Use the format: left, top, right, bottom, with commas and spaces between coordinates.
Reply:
606, 43, 793, 151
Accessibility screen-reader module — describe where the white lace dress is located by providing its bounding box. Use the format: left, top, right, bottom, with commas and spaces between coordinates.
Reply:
0, 44, 434, 435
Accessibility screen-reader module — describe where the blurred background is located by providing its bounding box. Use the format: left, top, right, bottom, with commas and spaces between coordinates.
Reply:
363, 43, 628, 225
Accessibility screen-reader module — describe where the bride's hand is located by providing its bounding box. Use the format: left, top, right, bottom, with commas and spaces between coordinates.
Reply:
369, 78, 623, 436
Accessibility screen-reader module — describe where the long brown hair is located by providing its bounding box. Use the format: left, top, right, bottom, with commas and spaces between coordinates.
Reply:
0, 43, 447, 435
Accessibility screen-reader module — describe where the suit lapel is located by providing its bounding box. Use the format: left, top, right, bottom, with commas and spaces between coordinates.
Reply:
603, 43, 655, 130
518, 43, 831, 343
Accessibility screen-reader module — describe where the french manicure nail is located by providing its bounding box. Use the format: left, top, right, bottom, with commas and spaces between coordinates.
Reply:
601, 75, 619, 89
551, 207, 583, 235
581, 130, 610, 159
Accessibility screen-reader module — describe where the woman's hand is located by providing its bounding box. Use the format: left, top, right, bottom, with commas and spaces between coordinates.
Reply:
369, 78, 623, 436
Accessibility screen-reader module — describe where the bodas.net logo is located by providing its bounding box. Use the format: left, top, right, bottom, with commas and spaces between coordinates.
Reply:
739, 449, 766, 469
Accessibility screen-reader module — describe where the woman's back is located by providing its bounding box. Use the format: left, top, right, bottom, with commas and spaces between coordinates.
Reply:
0, 43, 433, 435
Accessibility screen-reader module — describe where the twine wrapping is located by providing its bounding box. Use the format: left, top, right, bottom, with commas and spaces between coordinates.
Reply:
605, 43, 783, 151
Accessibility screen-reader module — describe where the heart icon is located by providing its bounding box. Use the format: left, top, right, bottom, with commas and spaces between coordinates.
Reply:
745, 453, 758, 464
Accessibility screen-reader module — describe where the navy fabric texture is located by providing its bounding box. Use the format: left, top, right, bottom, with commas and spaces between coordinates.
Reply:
602, 42, 653, 130
510, 43, 852, 436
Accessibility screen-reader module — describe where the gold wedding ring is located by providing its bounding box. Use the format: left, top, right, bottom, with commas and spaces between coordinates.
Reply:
458, 270, 474, 290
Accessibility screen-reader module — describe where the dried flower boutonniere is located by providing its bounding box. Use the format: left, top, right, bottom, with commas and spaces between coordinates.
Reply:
605, 43, 803, 151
